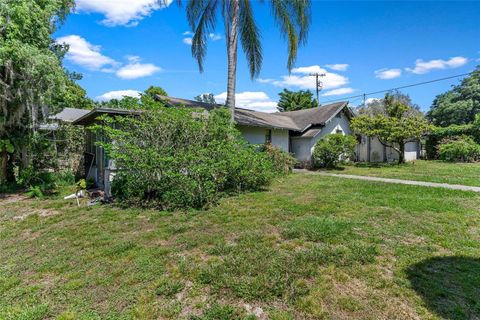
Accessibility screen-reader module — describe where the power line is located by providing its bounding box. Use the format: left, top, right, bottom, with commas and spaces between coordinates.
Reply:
323, 71, 474, 104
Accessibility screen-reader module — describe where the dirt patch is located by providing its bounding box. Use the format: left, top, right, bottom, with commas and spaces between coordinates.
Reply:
319, 273, 422, 320
0, 194, 28, 206
12, 208, 60, 220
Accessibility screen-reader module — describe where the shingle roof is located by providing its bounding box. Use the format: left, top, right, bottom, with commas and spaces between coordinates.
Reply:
280, 102, 350, 131
68, 96, 350, 134
72, 108, 142, 125
234, 108, 300, 130
155, 95, 222, 111
299, 128, 322, 138
48, 108, 90, 122
154, 95, 350, 132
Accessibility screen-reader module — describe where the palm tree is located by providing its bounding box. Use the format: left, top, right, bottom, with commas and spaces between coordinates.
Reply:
184, 0, 311, 121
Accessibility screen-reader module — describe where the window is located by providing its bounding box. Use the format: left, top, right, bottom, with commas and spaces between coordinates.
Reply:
336, 129, 343, 134
265, 129, 272, 144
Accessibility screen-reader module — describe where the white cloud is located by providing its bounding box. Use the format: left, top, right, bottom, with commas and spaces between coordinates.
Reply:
266, 65, 349, 90
56, 35, 118, 71
75, 0, 173, 26
291, 65, 324, 74
406, 56, 468, 74
257, 78, 274, 84
215, 91, 278, 113
374, 68, 402, 79
116, 56, 161, 79
325, 64, 349, 71
272, 66, 349, 90
208, 33, 222, 41
183, 32, 221, 45
96, 90, 141, 101
365, 98, 382, 104
322, 87, 355, 97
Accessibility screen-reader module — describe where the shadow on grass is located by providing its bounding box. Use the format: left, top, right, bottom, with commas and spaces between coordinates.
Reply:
407, 256, 480, 320
351, 162, 407, 169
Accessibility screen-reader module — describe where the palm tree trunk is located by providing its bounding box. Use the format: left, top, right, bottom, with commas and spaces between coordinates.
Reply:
225, 0, 240, 123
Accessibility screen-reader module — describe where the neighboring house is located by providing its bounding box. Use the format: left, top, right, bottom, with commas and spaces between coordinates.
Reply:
64, 96, 421, 190
356, 136, 421, 163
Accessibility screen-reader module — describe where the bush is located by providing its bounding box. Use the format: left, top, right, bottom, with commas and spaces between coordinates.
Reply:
312, 134, 357, 168
438, 136, 480, 162
426, 117, 480, 159
16, 167, 76, 194
259, 144, 297, 174
96, 107, 278, 210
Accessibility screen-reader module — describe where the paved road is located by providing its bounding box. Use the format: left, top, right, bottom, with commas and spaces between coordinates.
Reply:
295, 169, 480, 193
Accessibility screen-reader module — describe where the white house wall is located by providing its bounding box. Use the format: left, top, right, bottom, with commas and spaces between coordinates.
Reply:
237, 125, 290, 152
291, 111, 352, 165
271, 129, 290, 151
291, 137, 312, 163
308, 112, 352, 159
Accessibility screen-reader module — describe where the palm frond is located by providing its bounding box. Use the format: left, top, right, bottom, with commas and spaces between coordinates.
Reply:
270, 0, 311, 71
239, 0, 262, 79
187, 0, 219, 73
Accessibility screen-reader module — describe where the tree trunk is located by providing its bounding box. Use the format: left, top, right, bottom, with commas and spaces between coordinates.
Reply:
225, 0, 240, 123
398, 142, 405, 164
0, 150, 7, 183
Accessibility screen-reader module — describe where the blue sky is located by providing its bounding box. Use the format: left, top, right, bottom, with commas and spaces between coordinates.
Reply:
56, 1, 480, 112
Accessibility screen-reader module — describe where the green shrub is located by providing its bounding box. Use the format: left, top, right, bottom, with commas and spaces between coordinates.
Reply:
426, 118, 480, 159
96, 107, 277, 210
438, 136, 480, 162
259, 144, 297, 174
17, 167, 57, 192
312, 134, 357, 168
17, 167, 76, 194
25, 185, 44, 198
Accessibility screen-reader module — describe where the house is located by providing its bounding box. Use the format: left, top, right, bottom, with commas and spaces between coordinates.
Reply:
155, 96, 354, 167
65, 96, 421, 190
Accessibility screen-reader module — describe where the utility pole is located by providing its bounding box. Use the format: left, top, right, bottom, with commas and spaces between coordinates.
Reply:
309, 73, 326, 106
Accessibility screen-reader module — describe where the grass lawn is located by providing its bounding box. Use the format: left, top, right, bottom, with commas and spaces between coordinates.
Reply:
1, 173, 480, 319
329, 160, 480, 187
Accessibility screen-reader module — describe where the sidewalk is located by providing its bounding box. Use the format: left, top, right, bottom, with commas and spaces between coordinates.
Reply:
295, 169, 480, 193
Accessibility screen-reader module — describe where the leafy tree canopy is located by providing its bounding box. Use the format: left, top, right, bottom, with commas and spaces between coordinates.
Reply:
0, 0, 74, 181
144, 85, 168, 98
356, 90, 420, 116
0, 0, 74, 135
277, 89, 318, 112
194, 93, 217, 104
351, 93, 431, 163
96, 87, 168, 110
427, 66, 480, 127
50, 72, 94, 110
